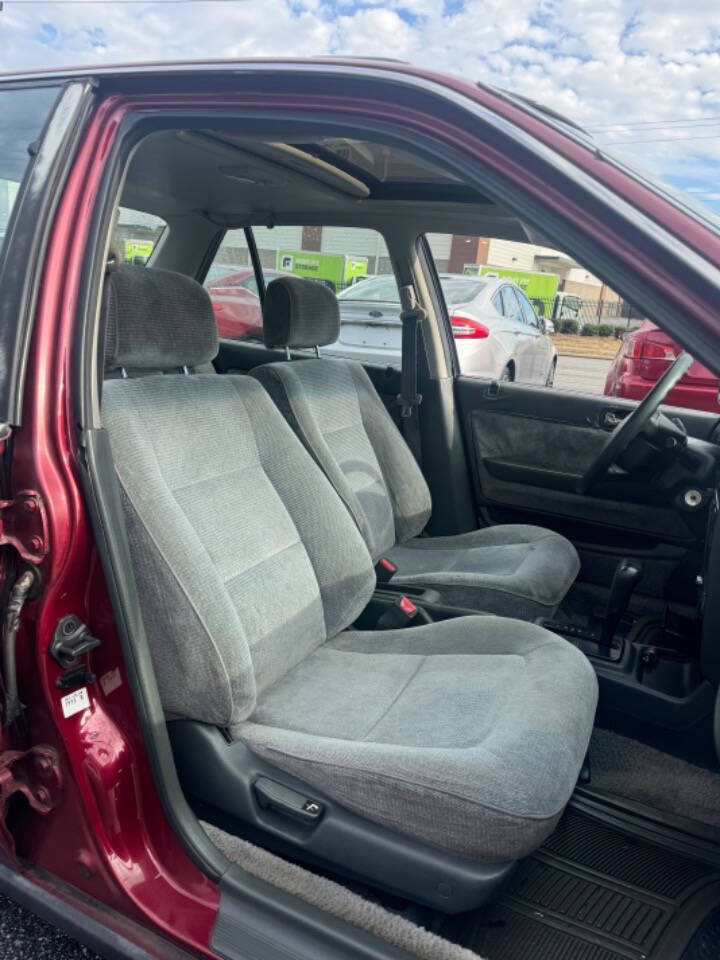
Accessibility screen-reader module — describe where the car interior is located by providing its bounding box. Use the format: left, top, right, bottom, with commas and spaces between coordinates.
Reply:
86, 122, 720, 958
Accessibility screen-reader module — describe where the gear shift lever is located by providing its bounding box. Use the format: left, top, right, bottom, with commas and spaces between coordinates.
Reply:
600, 558, 643, 654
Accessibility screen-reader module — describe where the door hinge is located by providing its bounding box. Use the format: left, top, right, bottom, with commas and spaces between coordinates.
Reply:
0, 490, 49, 564
0, 745, 61, 862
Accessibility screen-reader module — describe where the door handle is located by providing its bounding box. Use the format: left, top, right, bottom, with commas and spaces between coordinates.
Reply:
369, 309, 382, 318
600, 409, 626, 429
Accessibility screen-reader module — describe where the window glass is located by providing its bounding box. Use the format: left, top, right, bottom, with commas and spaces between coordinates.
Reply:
501, 285, 522, 321
518, 292, 540, 328
205, 226, 400, 367
439, 277, 487, 305
112, 208, 166, 265
0, 86, 59, 259
423, 233, 704, 400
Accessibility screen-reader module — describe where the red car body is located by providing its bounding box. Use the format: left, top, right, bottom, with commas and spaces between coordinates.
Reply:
0, 59, 718, 959
206, 269, 284, 340
604, 321, 720, 413
207, 272, 261, 339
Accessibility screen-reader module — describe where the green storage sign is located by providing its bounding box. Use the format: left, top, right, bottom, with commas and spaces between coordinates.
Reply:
277, 250, 368, 290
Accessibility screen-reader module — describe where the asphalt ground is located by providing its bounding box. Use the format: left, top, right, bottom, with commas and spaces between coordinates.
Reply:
0, 894, 100, 959
554, 354, 613, 395
0, 353, 613, 958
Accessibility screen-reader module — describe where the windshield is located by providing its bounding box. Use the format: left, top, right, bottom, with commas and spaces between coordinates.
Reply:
439, 277, 487, 305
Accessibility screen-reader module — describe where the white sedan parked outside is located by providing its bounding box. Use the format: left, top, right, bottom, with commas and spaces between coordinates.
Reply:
325, 273, 557, 385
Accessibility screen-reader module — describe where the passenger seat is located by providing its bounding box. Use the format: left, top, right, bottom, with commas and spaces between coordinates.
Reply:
101, 265, 597, 911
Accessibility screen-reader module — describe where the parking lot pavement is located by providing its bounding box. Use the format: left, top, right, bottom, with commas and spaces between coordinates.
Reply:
0, 895, 100, 960
555, 355, 613, 395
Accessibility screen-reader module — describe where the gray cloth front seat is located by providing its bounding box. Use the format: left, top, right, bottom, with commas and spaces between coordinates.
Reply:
101, 266, 597, 903
252, 276, 580, 619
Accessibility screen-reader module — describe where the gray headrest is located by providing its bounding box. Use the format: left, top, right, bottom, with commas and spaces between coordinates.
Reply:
104, 266, 218, 371
262, 276, 340, 349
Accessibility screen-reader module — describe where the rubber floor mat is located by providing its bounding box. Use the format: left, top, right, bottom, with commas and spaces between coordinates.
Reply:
441, 811, 720, 960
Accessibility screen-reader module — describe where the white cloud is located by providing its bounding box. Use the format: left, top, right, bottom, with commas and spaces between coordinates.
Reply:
0, 0, 718, 211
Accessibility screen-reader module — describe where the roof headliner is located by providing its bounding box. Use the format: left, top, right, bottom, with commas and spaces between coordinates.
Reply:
121, 128, 530, 241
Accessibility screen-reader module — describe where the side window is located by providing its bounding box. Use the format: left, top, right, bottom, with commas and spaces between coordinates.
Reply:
204, 225, 399, 367
111, 208, 166, 265
518, 292, 540, 328
422, 232, 708, 404
501, 286, 522, 322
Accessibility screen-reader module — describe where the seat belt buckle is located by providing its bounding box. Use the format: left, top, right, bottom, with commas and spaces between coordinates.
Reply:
397, 596, 418, 619
376, 557, 397, 583
396, 392, 422, 419
375, 595, 420, 630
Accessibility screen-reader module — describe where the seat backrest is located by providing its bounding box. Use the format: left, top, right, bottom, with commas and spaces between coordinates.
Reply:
253, 277, 432, 561
101, 266, 375, 728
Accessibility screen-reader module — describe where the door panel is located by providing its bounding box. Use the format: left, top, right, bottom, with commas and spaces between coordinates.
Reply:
457, 376, 718, 538
456, 376, 719, 599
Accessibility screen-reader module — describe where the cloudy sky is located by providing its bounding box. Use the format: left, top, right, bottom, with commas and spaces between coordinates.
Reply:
1, 0, 719, 214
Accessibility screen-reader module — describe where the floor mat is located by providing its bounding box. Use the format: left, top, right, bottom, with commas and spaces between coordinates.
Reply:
442, 810, 720, 959
590, 728, 720, 829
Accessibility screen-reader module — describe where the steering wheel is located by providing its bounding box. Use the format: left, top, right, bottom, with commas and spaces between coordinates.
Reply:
577, 352, 694, 495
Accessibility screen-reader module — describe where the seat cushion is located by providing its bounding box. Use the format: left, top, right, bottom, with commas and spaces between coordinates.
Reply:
387, 524, 580, 618
237, 616, 597, 861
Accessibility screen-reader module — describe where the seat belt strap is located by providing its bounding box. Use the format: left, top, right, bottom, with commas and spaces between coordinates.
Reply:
397, 285, 424, 464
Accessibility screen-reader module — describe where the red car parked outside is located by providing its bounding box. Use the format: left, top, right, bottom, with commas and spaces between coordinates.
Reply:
205, 268, 284, 340
605, 320, 720, 413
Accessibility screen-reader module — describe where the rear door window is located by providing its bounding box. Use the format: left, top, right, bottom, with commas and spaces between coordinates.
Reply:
518, 291, 540, 328
501, 285, 522, 321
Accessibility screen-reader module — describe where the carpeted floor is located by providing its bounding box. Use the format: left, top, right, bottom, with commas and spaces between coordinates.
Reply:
590, 727, 720, 827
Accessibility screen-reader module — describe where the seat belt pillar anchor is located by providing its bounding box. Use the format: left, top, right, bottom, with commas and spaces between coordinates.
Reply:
397, 392, 422, 419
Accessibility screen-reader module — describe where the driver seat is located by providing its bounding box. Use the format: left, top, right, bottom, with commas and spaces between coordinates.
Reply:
252, 276, 580, 618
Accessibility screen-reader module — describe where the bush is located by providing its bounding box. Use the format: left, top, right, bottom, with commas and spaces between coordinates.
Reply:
597, 324, 614, 337
580, 324, 599, 336
558, 318, 579, 335
613, 325, 627, 338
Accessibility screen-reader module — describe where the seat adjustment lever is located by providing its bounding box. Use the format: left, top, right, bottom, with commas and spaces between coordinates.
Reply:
254, 776, 323, 825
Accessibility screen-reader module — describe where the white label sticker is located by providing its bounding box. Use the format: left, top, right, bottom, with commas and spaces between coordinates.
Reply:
100, 667, 122, 696
61, 687, 90, 718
